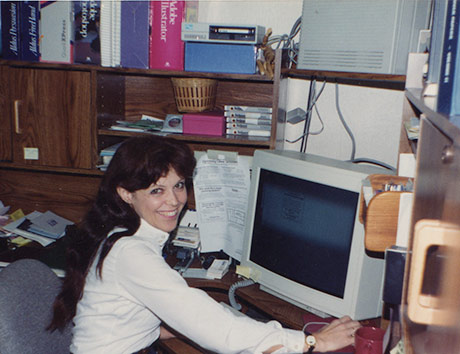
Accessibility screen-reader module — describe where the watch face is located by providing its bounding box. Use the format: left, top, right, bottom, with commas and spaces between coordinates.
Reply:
306, 335, 316, 346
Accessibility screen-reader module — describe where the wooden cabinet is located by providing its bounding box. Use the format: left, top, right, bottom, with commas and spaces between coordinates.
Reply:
1, 66, 93, 170
399, 55, 460, 354
0, 66, 12, 162
0, 51, 287, 221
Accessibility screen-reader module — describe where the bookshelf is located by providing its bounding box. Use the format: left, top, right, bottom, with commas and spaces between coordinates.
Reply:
0, 50, 288, 221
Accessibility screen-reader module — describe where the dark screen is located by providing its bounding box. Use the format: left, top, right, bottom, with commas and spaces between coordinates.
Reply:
249, 169, 359, 298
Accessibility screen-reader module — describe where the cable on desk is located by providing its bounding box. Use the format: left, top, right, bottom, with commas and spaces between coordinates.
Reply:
228, 278, 255, 311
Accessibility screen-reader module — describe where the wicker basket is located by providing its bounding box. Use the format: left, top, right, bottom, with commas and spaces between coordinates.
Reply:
171, 78, 218, 112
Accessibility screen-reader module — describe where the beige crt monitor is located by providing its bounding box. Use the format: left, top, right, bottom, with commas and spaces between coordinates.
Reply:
240, 150, 394, 320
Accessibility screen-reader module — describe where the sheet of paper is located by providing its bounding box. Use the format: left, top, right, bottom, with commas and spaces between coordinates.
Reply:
193, 154, 250, 261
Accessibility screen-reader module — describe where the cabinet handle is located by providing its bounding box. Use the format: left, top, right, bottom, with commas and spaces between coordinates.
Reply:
14, 100, 22, 134
407, 219, 460, 326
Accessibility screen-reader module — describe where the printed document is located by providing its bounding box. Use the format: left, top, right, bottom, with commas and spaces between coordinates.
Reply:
193, 154, 250, 261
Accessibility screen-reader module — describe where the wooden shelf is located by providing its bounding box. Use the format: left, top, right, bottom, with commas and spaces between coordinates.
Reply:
285, 67, 406, 90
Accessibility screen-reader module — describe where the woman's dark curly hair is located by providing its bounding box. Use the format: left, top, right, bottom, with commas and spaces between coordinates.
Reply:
49, 135, 196, 331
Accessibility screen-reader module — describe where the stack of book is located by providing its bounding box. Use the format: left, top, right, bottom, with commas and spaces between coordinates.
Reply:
224, 105, 272, 137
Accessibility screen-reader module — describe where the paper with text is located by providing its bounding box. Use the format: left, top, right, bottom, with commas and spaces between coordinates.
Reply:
193, 154, 250, 261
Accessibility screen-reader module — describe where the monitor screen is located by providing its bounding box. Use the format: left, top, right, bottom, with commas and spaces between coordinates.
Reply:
250, 169, 359, 299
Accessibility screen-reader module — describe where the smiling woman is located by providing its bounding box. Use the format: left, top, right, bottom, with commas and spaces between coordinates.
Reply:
47, 135, 360, 354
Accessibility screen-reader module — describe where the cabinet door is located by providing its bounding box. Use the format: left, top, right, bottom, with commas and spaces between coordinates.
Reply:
0, 66, 12, 161
10, 68, 92, 169
403, 117, 460, 353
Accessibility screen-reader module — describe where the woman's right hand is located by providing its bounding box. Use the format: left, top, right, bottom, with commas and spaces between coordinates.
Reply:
308, 316, 361, 353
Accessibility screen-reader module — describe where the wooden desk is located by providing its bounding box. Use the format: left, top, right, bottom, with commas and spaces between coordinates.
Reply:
157, 268, 307, 353
157, 267, 379, 353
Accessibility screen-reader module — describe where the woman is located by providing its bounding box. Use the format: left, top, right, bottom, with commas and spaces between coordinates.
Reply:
49, 135, 360, 353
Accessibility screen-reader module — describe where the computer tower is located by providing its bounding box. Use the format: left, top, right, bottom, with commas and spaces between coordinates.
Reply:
297, 0, 432, 74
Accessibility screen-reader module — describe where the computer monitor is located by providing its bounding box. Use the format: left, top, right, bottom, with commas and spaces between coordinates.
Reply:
240, 149, 392, 320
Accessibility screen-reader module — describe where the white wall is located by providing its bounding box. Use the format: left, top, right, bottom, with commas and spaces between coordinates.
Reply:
198, 0, 405, 168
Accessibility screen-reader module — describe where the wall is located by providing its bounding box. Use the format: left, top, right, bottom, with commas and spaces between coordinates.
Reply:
198, 0, 405, 168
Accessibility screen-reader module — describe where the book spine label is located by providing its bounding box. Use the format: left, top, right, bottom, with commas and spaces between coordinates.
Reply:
226, 122, 271, 131
226, 129, 271, 137
74, 0, 101, 64
437, 0, 460, 115
224, 105, 273, 113
1, 1, 20, 60
149, 0, 186, 70
20, 1, 40, 61
224, 111, 272, 119
226, 117, 272, 125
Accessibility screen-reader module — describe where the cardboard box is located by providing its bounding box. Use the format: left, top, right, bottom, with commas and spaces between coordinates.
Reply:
183, 112, 225, 136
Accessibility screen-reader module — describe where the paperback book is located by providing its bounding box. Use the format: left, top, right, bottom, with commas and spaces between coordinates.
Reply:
74, 0, 101, 64
1, 1, 20, 60
39, 0, 74, 63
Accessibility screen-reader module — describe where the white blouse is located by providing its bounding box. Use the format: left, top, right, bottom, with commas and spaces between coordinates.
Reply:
70, 219, 305, 354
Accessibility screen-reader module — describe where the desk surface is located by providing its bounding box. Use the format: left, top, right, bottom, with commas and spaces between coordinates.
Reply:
0, 241, 375, 353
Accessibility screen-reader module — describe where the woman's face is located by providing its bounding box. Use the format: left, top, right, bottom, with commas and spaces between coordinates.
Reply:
117, 169, 188, 233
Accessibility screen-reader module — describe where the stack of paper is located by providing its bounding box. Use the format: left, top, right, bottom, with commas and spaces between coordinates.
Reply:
172, 226, 200, 249
3, 211, 73, 247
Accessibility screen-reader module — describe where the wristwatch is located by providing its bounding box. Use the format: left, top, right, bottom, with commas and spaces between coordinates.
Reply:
304, 332, 316, 353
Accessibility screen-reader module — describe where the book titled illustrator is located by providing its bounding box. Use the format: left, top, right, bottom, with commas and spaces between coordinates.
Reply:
149, 1, 186, 70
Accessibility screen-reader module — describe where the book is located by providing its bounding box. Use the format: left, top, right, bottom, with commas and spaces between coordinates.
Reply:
39, 0, 73, 63
19, 1, 39, 62
437, 0, 460, 118
1, 1, 20, 60
74, 0, 101, 65
224, 105, 273, 113
120, 0, 149, 69
111, 0, 121, 67
224, 111, 272, 120
226, 117, 272, 125
0, 4, 2, 56
226, 128, 270, 137
99, 0, 112, 67
149, 0, 186, 70
426, 0, 449, 87
226, 122, 271, 131
21, 210, 73, 239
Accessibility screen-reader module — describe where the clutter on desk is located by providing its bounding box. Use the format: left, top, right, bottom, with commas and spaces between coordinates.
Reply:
2, 210, 73, 247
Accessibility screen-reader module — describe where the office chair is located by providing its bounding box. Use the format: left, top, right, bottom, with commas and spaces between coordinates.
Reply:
0, 259, 72, 354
